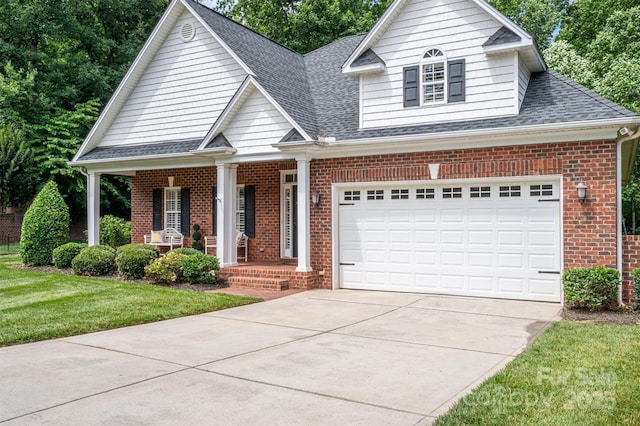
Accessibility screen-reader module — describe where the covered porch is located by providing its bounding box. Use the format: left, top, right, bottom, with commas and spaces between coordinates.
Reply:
84, 157, 320, 290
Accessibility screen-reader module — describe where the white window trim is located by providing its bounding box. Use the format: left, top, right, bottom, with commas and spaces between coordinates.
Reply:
420, 48, 447, 105
164, 187, 181, 231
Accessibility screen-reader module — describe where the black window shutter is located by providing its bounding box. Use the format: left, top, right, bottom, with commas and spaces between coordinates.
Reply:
244, 185, 256, 238
403, 66, 420, 107
180, 188, 190, 236
448, 59, 465, 103
152, 189, 162, 230
212, 186, 217, 237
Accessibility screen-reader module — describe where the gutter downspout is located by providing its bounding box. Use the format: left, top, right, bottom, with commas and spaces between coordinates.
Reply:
617, 128, 640, 305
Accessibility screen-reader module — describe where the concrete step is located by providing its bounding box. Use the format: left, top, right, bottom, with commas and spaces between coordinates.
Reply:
225, 276, 290, 291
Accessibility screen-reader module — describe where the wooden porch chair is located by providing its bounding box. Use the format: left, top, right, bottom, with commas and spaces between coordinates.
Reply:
204, 230, 248, 261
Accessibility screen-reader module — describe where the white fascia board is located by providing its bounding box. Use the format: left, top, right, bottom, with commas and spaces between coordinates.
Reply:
180, 0, 253, 75
198, 76, 313, 150
190, 147, 237, 155
278, 118, 640, 159
343, 62, 386, 76
483, 42, 527, 55
73, 0, 184, 162
341, 0, 406, 71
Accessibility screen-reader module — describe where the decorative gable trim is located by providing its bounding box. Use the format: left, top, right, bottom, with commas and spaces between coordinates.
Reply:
342, 0, 546, 74
73, 0, 253, 162
198, 75, 313, 150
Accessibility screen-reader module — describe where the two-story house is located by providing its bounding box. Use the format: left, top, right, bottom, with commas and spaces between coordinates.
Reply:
72, 0, 640, 303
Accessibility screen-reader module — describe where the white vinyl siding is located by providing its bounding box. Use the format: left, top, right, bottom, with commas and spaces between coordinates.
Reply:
361, 0, 517, 128
518, 54, 531, 109
224, 89, 291, 154
99, 10, 247, 147
164, 188, 181, 231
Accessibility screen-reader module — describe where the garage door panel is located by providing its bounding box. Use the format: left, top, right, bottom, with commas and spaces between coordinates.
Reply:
339, 180, 561, 302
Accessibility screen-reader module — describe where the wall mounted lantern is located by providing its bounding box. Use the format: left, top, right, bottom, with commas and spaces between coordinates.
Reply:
576, 181, 587, 203
312, 189, 321, 206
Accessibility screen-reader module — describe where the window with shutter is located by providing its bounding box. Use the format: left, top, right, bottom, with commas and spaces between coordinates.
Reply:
403, 48, 465, 107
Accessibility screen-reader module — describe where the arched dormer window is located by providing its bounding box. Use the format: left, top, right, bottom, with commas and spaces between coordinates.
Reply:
421, 48, 446, 104
403, 49, 466, 107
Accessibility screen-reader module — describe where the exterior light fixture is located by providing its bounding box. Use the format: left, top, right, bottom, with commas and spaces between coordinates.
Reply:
312, 190, 321, 206
577, 181, 587, 203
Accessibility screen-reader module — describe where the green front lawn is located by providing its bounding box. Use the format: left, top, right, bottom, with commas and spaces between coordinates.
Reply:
0, 255, 260, 347
0, 242, 19, 255
435, 321, 640, 425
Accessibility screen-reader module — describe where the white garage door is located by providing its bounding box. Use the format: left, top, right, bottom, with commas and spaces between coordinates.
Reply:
338, 180, 561, 302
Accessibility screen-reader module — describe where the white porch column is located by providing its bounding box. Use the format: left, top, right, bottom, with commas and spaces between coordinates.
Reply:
216, 163, 238, 267
296, 157, 312, 272
87, 172, 101, 246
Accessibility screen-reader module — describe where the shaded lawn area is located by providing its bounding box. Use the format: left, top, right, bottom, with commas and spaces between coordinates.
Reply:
434, 321, 640, 426
0, 242, 19, 255
0, 255, 260, 347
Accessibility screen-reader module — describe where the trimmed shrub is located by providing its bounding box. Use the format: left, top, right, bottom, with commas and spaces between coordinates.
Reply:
117, 247, 159, 280
52, 242, 87, 268
117, 243, 160, 257
145, 251, 186, 284
100, 215, 131, 248
181, 253, 219, 284
192, 223, 203, 251
20, 181, 70, 265
171, 247, 201, 256
632, 268, 640, 306
71, 245, 117, 276
563, 267, 619, 310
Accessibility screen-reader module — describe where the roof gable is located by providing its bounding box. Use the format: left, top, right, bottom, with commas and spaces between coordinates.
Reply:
342, 0, 546, 74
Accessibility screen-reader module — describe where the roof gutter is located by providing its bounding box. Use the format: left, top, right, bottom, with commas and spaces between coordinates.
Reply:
617, 125, 640, 305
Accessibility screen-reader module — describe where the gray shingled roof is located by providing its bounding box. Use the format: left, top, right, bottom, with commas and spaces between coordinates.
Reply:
78, 139, 202, 161
207, 133, 232, 148
76, 2, 638, 162
483, 26, 521, 46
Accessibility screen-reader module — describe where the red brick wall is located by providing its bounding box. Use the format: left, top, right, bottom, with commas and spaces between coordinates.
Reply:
622, 235, 640, 302
130, 139, 627, 298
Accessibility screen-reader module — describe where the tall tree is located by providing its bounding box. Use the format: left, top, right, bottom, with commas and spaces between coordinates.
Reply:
486, 0, 568, 50
0, 125, 35, 211
216, 0, 393, 54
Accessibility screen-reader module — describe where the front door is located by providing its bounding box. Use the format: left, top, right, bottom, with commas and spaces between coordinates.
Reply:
282, 172, 298, 258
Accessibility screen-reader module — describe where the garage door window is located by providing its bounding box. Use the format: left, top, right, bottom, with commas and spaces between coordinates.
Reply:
530, 184, 553, 197
391, 189, 409, 200
499, 185, 521, 197
416, 188, 435, 199
344, 190, 361, 201
470, 186, 491, 198
443, 187, 462, 199
367, 190, 384, 200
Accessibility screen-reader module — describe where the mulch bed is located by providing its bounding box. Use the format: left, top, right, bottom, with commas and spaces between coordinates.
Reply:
562, 307, 640, 325
13, 265, 228, 292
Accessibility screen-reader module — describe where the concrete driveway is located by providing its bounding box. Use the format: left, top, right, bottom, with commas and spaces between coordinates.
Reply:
0, 290, 561, 425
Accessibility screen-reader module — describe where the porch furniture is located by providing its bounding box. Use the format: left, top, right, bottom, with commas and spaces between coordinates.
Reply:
204, 230, 248, 261
144, 227, 184, 250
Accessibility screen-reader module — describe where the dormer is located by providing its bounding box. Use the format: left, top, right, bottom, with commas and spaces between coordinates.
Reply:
342, 0, 546, 130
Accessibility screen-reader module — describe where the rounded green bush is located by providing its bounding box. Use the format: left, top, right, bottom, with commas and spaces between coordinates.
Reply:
563, 267, 619, 310
52, 242, 87, 268
117, 247, 159, 280
71, 245, 117, 276
171, 247, 201, 256
100, 215, 131, 248
181, 253, 219, 284
145, 251, 186, 284
20, 181, 70, 265
117, 243, 160, 257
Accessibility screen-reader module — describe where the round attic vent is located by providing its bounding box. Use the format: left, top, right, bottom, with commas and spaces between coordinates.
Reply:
180, 22, 196, 42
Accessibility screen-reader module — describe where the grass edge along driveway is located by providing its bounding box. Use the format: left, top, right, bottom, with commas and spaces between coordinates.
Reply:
434, 321, 640, 425
0, 255, 260, 347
